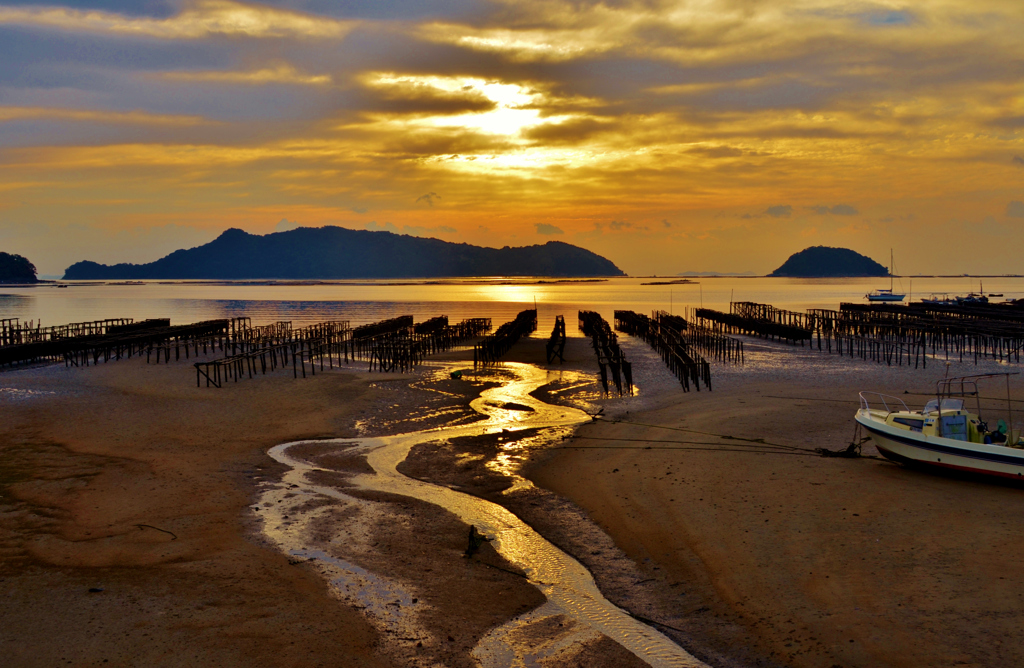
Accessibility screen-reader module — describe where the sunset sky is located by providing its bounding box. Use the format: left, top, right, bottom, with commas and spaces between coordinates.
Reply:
1, 0, 1023, 276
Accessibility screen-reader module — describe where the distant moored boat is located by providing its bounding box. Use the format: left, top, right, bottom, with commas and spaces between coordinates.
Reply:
866, 249, 905, 302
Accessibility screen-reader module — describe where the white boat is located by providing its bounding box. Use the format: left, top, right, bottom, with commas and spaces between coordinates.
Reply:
855, 374, 1024, 480
866, 249, 905, 302
920, 293, 956, 305
866, 288, 905, 302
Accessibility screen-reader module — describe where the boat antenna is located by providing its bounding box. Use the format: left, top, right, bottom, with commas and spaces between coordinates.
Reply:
890, 248, 893, 292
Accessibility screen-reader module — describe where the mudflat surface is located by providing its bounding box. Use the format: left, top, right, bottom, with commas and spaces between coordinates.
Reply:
5, 328, 1024, 668
529, 337, 1024, 667
0, 358, 392, 667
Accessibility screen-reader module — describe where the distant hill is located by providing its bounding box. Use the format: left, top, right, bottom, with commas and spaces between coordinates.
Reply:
0, 252, 38, 283
769, 246, 888, 277
63, 227, 625, 280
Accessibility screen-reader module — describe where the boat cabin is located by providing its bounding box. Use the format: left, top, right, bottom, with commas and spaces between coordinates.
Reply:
883, 398, 1015, 445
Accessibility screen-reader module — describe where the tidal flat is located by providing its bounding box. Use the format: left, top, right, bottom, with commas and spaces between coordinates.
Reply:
2, 329, 1023, 667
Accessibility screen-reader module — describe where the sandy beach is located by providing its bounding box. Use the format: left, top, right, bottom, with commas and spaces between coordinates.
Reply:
2, 330, 1024, 667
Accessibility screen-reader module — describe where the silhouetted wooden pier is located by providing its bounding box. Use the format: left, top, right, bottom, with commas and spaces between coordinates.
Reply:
1, 317, 137, 347
683, 300, 1024, 369
804, 302, 1024, 367
546, 315, 566, 363
474, 310, 536, 366
614, 310, 708, 392
653, 311, 743, 364
579, 311, 632, 395
692, 304, 813, 345
194, 316, 491, 386
1, 319, 232, 368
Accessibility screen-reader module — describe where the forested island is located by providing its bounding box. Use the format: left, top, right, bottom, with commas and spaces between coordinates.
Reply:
63, 227, 625, 280
769, 246, 888, 277
0, 252, 38, 283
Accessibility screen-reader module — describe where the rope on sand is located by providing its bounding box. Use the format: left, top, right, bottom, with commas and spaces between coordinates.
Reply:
589, 418, 886, 460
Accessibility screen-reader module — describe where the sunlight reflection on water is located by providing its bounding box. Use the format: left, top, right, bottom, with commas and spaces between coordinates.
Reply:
7, 276, 1023, 330
262, 362, 708, 668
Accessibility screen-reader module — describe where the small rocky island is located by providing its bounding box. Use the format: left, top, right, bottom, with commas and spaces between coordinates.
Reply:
0, 252, 38, 283
63, 227, 625, 280
769, 246, 888, 277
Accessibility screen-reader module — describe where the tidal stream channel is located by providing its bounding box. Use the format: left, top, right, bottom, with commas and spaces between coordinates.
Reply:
258, 362, 707, 667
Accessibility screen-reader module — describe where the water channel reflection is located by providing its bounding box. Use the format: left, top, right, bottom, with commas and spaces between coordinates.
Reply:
262, 362, 707, 668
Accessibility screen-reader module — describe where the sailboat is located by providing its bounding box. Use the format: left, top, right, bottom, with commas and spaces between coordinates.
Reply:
866, 249, 905, 302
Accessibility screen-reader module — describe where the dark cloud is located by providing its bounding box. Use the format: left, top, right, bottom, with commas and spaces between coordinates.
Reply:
273, 0, 483, 21
860, 10, 915, 26
810, 204, 859, 215
4, 1, 178, 18
379, 131, 516, 160
366, 221, 455, 236
685, 145, 745, 158
990, 116, 1024, 129
356, 87, 496, 116
535, 223, 563, 235
407, 224, 456, 236
1013, 156, 1024, 166
522, 118, 614, 145
608, 220, 632, 230
765, 205, 792, 218
275, 218, 301, 232
804, 6, 916, 26
974, 215, 1011, 236
365, 221, 399, 233
415, 192, 441, 206
1007, 201, 1024, 218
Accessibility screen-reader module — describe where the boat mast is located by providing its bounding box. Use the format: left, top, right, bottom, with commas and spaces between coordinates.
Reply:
890, 248, 894, 292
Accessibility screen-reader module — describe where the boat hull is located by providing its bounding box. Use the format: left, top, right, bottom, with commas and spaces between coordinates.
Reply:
866, 294, 905, 302
856, 411, 1024, 479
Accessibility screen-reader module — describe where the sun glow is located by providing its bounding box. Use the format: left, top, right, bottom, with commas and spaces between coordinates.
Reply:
362, 73, 598, 170
366, 73, 559, 135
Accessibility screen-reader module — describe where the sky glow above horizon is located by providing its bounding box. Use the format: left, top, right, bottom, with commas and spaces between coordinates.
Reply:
1, 0, 1023, 276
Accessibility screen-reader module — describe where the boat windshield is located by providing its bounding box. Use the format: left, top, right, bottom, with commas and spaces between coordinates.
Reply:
922, 398, 964, 413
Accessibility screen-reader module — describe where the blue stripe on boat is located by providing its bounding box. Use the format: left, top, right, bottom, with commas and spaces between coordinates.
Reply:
861, 422, 1024, 467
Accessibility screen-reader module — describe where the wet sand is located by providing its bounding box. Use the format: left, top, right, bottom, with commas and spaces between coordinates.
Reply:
0, 358, 397, 667
0, 354, 586, 667
529, 337, 1024, 667
4, 331, 1024, 667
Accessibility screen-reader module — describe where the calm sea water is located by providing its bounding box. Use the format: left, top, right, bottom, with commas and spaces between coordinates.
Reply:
1, 276, 1020, 332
